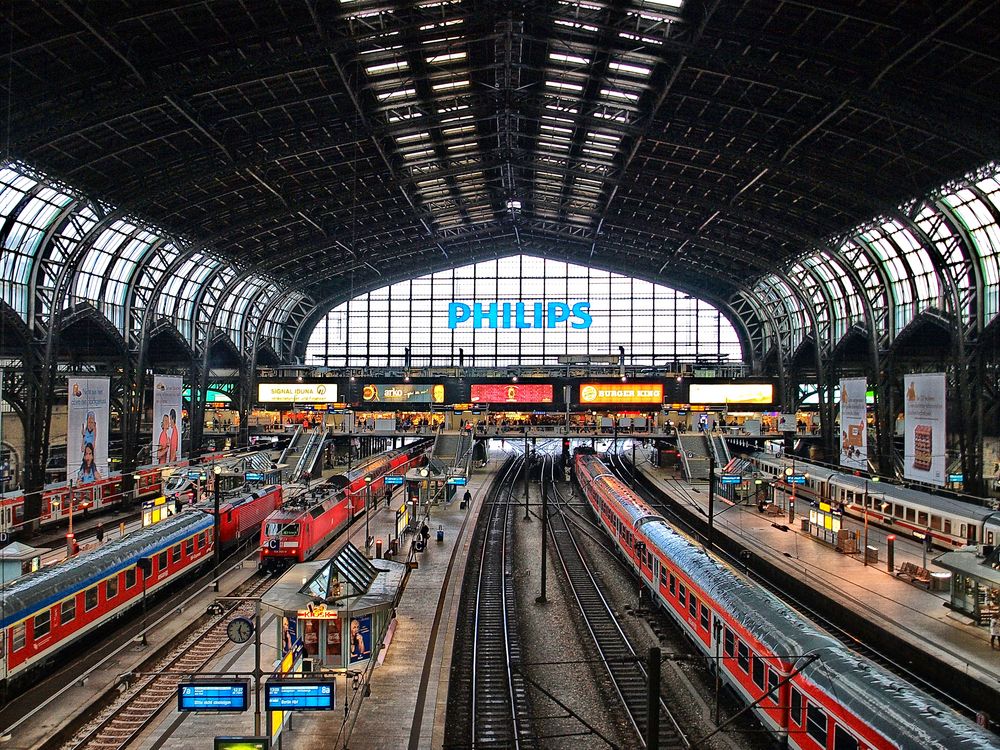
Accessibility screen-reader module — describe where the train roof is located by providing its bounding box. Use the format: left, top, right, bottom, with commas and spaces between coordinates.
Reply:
752, 453, 995, 523
0, 512, 213, 628
193, 485, 280, 513
639, 508, 997, 749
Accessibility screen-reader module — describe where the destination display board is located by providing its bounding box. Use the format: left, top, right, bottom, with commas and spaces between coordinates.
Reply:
579, 383, 663, 404
178, 680, 251, 712
384, 475, 404, 485
214, 739, 269, 750
720, 475, 741, 485
264, 680, 336, 711
258, 383, 338, 403
362, 384, 444, 403
471, 384, 554, 403
687, 383, 773, 405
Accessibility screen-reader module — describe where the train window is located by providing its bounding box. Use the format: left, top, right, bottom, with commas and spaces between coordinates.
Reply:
700, 605, 710, 631
688, 595, 697, 618
723, 628, 734, 656
659, 567, 667, 587
766, 670, 779, 703
33, 610, 51, 638
751, 656, 765, 688
106, 576, 118, 600
126, 567, 137, 589
905, 507, 916, 522
85, 587, 98, 611
833, 725, 859, 750
172, 544, 181, 563
917, 511, 928, 526
943, 519, 952, 535
736, 641, 749, 672
806, 705, 828, 746
669, 574, 676, 596
894, 504, 904, 518
790, 687, 802, 725
158, 550, 168, 571
930, 515, 941, 531
678, 584, 686, 607
185, 537, 194, 555
12, 623, 25, 652
60, 598, 76, 624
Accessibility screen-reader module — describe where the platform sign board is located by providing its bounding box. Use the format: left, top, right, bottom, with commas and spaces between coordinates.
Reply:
214, 738, 269, 750
786, 474, 806, 485
839, 377, 868, 471
264, 680, 336, 711
178, 680, 251, 712
948, 473, 964, 483
720, 474, 741, 485
245, 472, 265, 482
446, 476, 468, 485
471, 383, 554, 403
68, 376, 110, 484
384, 475, 404, 485
152, 375, 184, 465
903, 373, 946, 486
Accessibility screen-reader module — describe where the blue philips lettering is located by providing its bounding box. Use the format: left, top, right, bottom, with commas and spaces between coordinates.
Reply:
448, 302, 471, 329
502, 302, 512, 328
547, 302, 570, 328
532, 302, 544, 329
515, 303, 530, 328
473, 303, 498, 329
571, 302, 592, 329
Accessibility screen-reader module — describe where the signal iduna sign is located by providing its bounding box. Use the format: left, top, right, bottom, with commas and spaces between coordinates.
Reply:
579, 383, 663, 404
258, 383, 338, 403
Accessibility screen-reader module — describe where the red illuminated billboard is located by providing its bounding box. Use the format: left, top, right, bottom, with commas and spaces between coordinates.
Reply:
579, 383, 663, 404
471, 384, 554, 403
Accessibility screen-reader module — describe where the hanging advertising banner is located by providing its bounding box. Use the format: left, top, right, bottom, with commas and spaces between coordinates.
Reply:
67, 377, 110, 484
903, 373, 946, 486
258, 383, 338, 403
362, 384, 444, 403
152, 375, 184, 465
687, 383, 774, 405
470, 384, 554, 403
579, 383, 663, 404
839, 377, 868, 471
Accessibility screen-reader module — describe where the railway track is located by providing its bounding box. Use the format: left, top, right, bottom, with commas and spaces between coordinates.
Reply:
61, 573, 275, 750
445, 456, 537, 749
605, 450, 978, 718
544, 458, 688, 750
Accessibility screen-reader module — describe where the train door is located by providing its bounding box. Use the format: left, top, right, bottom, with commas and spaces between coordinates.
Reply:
2, 505, 10, 533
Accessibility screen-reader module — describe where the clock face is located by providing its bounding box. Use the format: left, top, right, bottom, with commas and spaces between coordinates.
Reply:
227, 616, 254, 644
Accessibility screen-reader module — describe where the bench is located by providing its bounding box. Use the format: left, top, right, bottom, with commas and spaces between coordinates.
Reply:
896, 561, 931, 587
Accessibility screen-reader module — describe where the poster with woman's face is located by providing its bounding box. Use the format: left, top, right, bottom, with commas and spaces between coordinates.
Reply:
152, 375, 184, 465
348, 615, 372, 664
68, 377, 110, 484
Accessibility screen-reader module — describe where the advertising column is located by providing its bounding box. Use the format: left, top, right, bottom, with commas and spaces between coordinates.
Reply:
67, 377, 110, 484
152, 375, 185, 465
838, 377, 868, 471
903, 373, 946, 486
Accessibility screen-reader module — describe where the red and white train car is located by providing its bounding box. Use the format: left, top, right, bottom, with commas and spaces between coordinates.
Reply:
0, 512, 214, 683
192, 485, 283, 552
260, 442, 427, 569
575, 453, 998, 750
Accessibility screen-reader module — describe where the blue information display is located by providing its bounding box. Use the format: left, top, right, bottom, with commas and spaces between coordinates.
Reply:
264, 680, 335, 711
178, 680, 250, 712
384, 475, 404, 485
245, 472, 265, 481
786, 474, 806, 485
187, 470, 203, 480
446, 476, 468, 486
720, 474, 741, 485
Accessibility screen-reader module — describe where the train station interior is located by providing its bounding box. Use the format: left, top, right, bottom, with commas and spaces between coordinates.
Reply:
1, 2, 1000, 749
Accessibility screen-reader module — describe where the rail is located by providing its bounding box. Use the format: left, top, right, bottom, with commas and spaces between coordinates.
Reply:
546, 458, 688, 749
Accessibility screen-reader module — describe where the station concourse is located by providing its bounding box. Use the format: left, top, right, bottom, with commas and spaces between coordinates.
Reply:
0, 2, 1000, 749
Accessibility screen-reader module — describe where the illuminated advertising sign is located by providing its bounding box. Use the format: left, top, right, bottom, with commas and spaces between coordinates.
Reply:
362, 384, 444, 403
214, 739, 269, 750
471, 384, 554, 403
448, 301, 591, 329
257, 383, 338, 403
688, 383, 774, 405
579, 383, 663, 404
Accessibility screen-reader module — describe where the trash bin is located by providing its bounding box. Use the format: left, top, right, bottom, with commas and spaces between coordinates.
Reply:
800, 519, 809, 532
865, 545, 878, 565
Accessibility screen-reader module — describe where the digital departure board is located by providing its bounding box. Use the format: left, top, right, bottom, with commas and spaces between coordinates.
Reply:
264, 680, 336, 711
178, 680, 251, 712
384, 475, 404, 485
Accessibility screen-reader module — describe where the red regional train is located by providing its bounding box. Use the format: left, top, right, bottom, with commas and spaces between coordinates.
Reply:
193, 484, 283, 552
575, 453, 998, 750
260, 441, 429, 569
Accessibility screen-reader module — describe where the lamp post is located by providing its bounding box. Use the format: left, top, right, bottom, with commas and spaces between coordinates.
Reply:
213, 464, 222, 568
863, 476, 880, 566
418, 467, 429, 530
784, 463, 795, 523
364, 475, 373, 550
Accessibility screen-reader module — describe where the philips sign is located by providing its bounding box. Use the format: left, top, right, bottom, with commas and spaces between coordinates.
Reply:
448, 302, 591, 330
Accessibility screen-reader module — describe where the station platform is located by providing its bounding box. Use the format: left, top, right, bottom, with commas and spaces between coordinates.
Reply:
129, 451, 502, 750
634, 457, 1000, 704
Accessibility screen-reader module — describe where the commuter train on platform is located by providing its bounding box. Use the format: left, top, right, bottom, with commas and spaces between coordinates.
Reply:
0, 483, 282, 684
260, 440, 429, 569
748, 453, 1000, 550
575, 453, 999, 750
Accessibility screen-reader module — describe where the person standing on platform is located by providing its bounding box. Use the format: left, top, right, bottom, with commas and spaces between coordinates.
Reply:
991, 614, 1000, 649
463, 488, 472, 508
96, 522, 104, 545
420, 522, 430, 546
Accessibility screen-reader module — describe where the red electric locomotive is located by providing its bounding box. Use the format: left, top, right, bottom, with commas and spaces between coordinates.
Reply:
193, 484, 283, 551
260, 442, 428, 569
